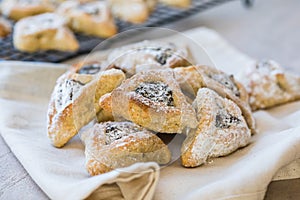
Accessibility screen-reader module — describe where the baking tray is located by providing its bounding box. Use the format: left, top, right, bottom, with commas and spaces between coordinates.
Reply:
0, 0, 238, 63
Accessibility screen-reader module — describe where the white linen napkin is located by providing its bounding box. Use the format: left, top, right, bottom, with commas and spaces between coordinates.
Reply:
0, 27, 299, 200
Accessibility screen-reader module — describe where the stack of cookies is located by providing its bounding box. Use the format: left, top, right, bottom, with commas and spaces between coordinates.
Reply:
45, 40, 300, 176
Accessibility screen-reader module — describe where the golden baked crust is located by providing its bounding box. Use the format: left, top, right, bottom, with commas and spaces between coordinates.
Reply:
181, 88, 251, 167
1, 0, 55, 20
69, 61, 104, 74
97, 93, 115, 122
196, 65, 256, 134
13, 13, 79, 52
174, 65, 205, 99
57, 1, 117, 38
81, 121, 171, 175
47, 68, 125, 147
174, 65, 256, 134
239, 60, 300, 111
159, 0, 190, 8
46, 40, 259, 173
100, 69, 198, 133
196, 65, 248, 102
107, 0, 157, 23
107, 40, 192, 77
0, 17, 11, 38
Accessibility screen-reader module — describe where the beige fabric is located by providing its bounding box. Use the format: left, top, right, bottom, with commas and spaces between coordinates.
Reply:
0, 27, 299, 200
0, 62, 159, 200
273, 158, 300, 181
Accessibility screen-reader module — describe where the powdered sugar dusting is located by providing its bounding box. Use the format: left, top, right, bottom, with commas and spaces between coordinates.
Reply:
84, 121, 170, 174
58, 1, 112, 22
210, 74, 240, 97
183, 88, 251, 166
240, 60, 300, 110
135, 82, 174, 106
17, 13, 66, 35
215, 111, 241, 129
104, 121, 142, 144
107, 40, 190, 77
54, 79, 84, 111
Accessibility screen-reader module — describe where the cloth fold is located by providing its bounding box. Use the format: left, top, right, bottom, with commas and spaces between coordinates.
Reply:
0, 62, 160, 200
0, 27, 299, 200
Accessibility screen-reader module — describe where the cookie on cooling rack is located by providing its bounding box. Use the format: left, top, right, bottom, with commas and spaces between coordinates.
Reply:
47, 67, 125, 148
181, 88, 251, 168
107, 0, 157, 23
13, 13, 79, 52
0, 17, 11, 38
239, 60, 300, 111
81, 121, 171, 175
159, 0, 191, 8
107, 40, 192, 77
1, 0, 55, 20
99, 69, 198, 133
57, 1, 117, 38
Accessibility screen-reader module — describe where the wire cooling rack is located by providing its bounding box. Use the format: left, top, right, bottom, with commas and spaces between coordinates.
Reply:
0, 0, 246, 63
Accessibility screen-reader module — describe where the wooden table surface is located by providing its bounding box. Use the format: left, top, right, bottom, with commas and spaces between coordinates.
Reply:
1, 0, 300, 199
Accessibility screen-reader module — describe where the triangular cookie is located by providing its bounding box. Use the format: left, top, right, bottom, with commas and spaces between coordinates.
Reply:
47, 68, 125, 147
239, 60, 300, 110
107, 40, 192, 77
1, 0, 55, 20
99, 69, 198, 133
13, 13, 79, 52
181, 88, 251, 167
57, 1, 117, 38
81, 121, 171, 175
174, 65, 256, 134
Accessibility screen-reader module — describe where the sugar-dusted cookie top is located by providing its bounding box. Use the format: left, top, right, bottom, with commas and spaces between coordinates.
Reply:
239, 60, 300, 111
107, 40, 192, 77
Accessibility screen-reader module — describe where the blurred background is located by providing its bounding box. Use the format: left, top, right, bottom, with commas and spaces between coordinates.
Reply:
165, 0, 300, 73
0, 0, 299, 199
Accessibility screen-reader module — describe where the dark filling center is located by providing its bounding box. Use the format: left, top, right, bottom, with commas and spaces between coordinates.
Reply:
155, 48, 173, 65
104, 123, 141, 145
77, 63, 101, 75
56, 79, 84, 106
211, 74, 240, 97
135, 82, 174, 106
66, 79, 84, 101
135, 46, 174, 65
215, 112, 241, 129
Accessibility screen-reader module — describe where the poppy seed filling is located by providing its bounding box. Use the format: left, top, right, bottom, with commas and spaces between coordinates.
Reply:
56, 79, 84, 107
155, 48, 173, 65
211, 74, 240, 97
135, 46, 174, 65
104, 123, 141, 145
78, 63, 101, 75
135, 82, 174, 106
215, 112, 241, 129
